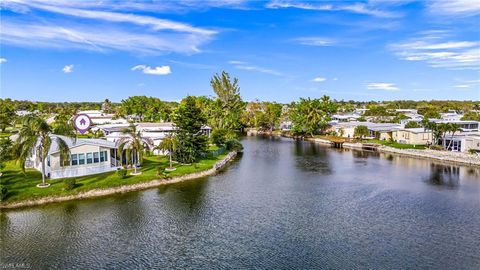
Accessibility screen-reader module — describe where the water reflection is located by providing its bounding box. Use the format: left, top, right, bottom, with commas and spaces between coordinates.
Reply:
157, 178, 208, 216
426, 164, 460, 188
293, 141, 332, 174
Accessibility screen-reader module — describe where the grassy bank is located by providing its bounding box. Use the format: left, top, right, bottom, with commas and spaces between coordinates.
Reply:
0, 153, 228, 204
364, 139, 427, 150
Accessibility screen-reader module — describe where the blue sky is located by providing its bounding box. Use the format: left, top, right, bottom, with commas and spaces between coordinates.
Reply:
1, 0, 479, 102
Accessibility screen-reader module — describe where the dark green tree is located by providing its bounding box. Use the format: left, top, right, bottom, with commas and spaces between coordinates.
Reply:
173, 96, 208, 164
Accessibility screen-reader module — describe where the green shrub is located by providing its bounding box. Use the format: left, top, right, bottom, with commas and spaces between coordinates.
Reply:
157, 166, 164, 176
429, 145, 444, 151
225, 139, 243, 151
0, 184, 7, 201
211, 129, 228, 146
117, 169, 127, 179
468, 149, 478, 155
63, 178, 76, 191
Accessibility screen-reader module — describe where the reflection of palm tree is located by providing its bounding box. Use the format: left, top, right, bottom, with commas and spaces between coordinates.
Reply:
14, 115, 74, 187
155, 134, 177, 170
117, 124, 151, 174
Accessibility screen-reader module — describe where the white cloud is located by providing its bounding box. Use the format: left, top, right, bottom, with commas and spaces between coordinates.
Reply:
62, 64, 74, 73
228, 60, 283, 76
1, 0, 217, 54
131, 65, 171, 75
293, 37, 336, 47
366, 82, 399, 91
0, 58, 7, 64
454, 84, 471, 88
389, 31, 480, 70
428, 0, 480, 16
333, 77, 338, 81
312, 77, 326, 82
266, 0, 401, 18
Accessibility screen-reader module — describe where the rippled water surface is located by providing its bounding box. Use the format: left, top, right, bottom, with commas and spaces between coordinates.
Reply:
1, 137, 480, 269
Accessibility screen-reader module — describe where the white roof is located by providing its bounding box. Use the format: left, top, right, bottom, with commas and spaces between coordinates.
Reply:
49, 135, 116, 154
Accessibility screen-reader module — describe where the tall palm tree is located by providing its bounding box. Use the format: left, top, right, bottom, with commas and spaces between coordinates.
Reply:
117, 124, 151, 175
155, 134, 177, 171
446, 123, 461, 150
14, 115, 74, 187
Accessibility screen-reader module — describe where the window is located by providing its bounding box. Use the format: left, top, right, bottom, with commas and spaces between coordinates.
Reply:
87, 153, 93, 164
71, 154, 78, 166
78, 153, 85, 165
104, 151, 108, 162
100, 151, 105, 162
47, 156, 50, 167
93, 152, 99, 163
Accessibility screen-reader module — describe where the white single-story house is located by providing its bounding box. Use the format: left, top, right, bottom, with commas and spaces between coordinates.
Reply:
28, 135, 120, 179
331, 114, 362, 123
439, 132, 480, 153
98, 122, 211, 155
431, 120, 479, 132
75, 110, 128, 125
330, 122, 401, 139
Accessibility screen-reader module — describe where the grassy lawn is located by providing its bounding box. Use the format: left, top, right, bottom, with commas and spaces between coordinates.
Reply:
365, 139, 427, 150
0, 152, 228, 203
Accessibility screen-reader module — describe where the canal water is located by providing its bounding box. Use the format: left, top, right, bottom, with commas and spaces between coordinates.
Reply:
1, 136, 480, 269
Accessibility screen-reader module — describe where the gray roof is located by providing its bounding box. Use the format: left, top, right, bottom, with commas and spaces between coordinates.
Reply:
49, 135, 116, 154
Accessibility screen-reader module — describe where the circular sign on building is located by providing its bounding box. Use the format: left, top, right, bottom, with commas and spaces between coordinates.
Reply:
73, 114, 92, 134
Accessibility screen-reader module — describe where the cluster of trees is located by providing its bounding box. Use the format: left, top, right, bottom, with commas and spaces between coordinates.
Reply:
289, 96, 337, 136
240, 101, 283, 131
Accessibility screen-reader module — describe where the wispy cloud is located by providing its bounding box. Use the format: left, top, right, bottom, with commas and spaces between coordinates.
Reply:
228, 60, 283, 76
266, 0, 401, 18
312, 77, 326, 82
131, 65, 171, 75
366, 82, 399, 91
293, 37, 336, 47
62, 64, 74, 73
0, 58, 7, 64
389, 31, 480, 70
427, 0, 480, 16
1, 0, 217, 54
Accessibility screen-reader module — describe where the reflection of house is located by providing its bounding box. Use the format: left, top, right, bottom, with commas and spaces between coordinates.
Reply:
392, 128, 432, 145
76, 110, 127, 125
28, 135, 120, 179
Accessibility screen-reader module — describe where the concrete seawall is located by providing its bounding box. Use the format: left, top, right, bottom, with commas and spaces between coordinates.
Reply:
0, 151, 238, 209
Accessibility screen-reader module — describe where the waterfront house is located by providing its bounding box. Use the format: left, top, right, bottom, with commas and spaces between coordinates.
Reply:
331, 122, 401, 139
28, 135, 120, 179
392, 128, 433, 145
439, 132, 480, 153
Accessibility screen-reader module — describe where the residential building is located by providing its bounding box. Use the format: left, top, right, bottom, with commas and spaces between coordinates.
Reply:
439, 132, 480, 152
75, 110, 128, 125
392, 128, 433, 145
28, 135, 120, 179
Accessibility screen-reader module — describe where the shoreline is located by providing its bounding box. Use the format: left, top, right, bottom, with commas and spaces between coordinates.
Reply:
306, 137, 480, 167
246, 130, 480, 167
0, 151, 238, 210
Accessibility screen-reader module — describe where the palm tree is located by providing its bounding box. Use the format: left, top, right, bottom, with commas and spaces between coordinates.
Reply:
117, 124, 150, 175
14, 115, 74, 187
446, 123, 461, 150
155, 134, 177, 171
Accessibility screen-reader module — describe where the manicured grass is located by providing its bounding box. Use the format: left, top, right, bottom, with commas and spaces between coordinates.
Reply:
365, 139, 427, 150
0, 153, 228, 203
